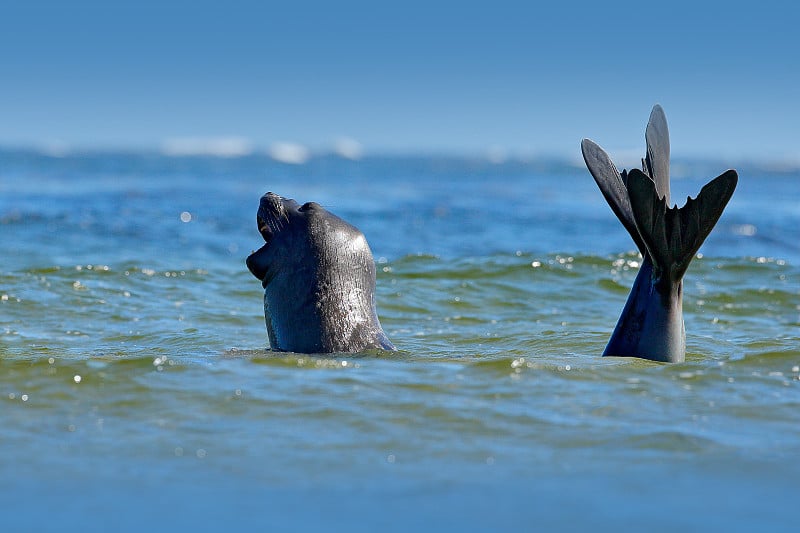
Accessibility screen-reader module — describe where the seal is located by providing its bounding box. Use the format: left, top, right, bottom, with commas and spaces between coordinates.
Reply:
246, 192, 395, 353
581, 105, 737, 362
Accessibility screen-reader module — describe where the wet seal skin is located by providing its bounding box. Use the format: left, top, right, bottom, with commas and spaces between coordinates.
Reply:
581, 105, 737, 362
246, 192, 395, 354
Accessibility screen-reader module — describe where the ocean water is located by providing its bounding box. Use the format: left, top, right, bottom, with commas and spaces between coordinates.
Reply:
1, 151, 798, 531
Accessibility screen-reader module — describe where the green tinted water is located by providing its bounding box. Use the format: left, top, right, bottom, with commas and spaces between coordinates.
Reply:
1, 154, 798, 530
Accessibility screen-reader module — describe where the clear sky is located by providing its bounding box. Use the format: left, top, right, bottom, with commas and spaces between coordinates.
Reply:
1, 0, 797, 161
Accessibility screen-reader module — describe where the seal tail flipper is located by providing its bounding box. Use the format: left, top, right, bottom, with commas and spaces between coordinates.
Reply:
643, 104, 671, 204
627, 168, 738, 283
581, 138, 648, 255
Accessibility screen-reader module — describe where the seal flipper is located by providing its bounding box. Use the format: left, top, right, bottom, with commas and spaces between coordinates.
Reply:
581, 138, 648, 255
582, 104, 671, 254
642, 104, 671, 204
627, 168, 738, 284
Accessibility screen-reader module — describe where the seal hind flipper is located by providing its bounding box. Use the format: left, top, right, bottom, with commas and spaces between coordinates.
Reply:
583, 104, 739, 363
627, 168, 738, 284
581, 138, 648, 255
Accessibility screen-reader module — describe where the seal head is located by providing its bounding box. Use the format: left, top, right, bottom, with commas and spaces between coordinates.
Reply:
246, 192, 395, 353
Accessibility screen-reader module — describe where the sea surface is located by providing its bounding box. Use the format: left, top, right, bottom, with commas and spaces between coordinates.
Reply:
1, 150, 798, 531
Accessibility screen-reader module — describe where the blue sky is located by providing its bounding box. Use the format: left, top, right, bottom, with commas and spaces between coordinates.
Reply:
0, 1, 797, 160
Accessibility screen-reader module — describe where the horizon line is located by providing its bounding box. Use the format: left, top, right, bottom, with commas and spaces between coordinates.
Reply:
0, 141, 798, 173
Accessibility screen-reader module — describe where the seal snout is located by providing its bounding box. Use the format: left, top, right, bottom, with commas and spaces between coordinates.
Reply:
257, 192, 286, 242
259, 192, 284, 213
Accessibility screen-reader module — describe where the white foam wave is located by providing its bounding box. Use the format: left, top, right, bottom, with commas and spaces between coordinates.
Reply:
486, 146, 508, 164
333, 137, 364, 160
161, 137, 253, 157
268, 142, 310, 164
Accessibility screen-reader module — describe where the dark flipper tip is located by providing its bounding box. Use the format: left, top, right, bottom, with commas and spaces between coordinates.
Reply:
581, 138, 648, 255
644, 104, 671, 203
627, 168, 738, 283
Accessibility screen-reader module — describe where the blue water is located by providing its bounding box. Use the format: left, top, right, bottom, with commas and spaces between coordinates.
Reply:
1, 151, 798, 531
